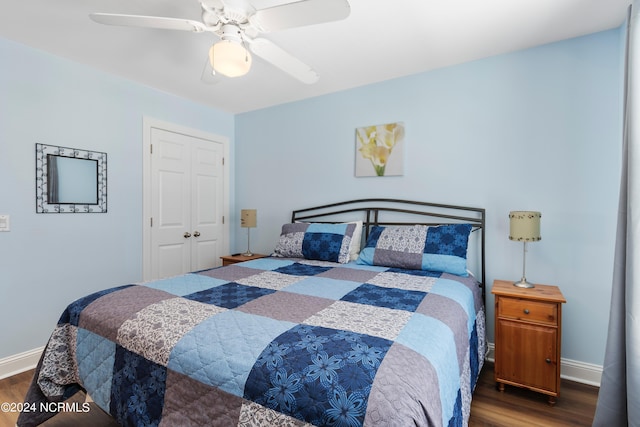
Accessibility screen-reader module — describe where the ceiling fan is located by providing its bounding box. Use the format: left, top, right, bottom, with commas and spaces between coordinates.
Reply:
89, 0, 350, 84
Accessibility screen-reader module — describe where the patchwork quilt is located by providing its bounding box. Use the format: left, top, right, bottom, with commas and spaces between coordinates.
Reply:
18, 257, 486, 427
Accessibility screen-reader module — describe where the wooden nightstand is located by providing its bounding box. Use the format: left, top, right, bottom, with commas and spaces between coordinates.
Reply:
492, 279, 566, 405
220, 253, 268, 266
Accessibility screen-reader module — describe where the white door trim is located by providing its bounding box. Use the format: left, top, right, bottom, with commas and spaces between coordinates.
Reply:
142, 116, 230, 281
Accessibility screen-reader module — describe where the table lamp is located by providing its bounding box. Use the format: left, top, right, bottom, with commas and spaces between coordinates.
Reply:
240, 209, 257, 256
509, 211, 541, 288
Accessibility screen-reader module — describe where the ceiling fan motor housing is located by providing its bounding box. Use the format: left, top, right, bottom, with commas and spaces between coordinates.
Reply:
218, 23, 244, 43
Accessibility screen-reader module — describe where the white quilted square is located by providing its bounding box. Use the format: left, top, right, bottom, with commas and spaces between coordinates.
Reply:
117, 298, 224, 366
368, 271, 436, 292
303, 300, 411, 341
235, 270, 305, 290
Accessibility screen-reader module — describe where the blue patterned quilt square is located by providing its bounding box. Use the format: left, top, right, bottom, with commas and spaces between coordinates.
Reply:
275, 263, 333, 277
184, 283, 275, 309
244, 324, 392, 426
111, 346, 166, 427
341, 284, 427, 312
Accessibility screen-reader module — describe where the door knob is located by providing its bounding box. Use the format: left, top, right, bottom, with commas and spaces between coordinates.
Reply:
193, 231, 201, 237
184, 232, 191, 238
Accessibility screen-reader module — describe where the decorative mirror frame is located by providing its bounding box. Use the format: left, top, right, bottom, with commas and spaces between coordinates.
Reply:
36, 143, 107, 213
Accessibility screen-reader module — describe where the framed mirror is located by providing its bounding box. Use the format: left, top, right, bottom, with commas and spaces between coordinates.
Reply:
36, 143, 107, 213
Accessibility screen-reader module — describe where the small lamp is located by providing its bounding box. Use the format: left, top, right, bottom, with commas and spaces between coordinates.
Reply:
509, 211, 541, 288
240, 209, 257, 257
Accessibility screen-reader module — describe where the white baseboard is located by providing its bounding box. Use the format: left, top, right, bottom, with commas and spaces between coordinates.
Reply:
0, 347, 44, 380
485, 343, 602, 387
561, 358, 602, 387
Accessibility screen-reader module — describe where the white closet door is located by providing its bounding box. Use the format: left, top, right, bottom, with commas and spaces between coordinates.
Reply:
150, 128, 224, 280
190, 139, 224, 272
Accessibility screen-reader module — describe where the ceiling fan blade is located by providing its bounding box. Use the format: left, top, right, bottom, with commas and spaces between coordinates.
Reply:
248, 38, 319, 84
250, 0, 350, 33
89, 13, 207, 33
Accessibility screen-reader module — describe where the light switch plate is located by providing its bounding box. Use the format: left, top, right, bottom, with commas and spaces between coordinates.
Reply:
0, 215, 10, 232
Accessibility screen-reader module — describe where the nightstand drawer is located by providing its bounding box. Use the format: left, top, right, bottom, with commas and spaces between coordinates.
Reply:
498, 298, 558, 325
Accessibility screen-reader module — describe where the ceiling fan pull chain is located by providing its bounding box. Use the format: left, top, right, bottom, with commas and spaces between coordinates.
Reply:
241, 36, 250, 63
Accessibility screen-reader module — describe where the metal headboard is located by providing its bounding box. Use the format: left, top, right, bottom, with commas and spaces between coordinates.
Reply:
291, 198, 486, 293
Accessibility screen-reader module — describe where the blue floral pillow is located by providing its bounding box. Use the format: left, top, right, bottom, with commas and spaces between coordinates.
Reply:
356, 224, 473, 276
272, 223, 357, 264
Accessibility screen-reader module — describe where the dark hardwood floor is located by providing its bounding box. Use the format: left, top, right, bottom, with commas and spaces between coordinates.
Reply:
470, 363, 598, 426
1, 362, 598, 427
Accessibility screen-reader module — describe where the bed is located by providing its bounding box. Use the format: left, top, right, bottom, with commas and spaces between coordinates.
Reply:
18, 198, 487, 427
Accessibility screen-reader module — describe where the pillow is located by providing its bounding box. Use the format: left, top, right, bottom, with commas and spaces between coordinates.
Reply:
272, 222, 357, 264
356, 224, 473, 276
347, 221, 363, 261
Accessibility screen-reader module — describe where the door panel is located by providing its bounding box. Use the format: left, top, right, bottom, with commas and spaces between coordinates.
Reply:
193, 240, 219, 272
189, 139, 223, 271
158, 244, 188, 279
151, 131, 191, 279
158, 171, 187, 225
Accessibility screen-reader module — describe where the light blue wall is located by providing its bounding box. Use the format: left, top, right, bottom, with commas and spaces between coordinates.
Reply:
0, 38, 234, 359
235, 29, 623, 366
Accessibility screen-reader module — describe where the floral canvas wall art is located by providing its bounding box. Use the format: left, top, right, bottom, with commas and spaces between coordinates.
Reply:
355, 122, 405, 177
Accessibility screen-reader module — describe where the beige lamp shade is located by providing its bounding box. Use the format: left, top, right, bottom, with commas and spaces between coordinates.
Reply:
241, 209, 257, 228
509, 211, 541, 242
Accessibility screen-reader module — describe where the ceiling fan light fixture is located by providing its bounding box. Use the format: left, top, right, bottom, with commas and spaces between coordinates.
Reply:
209, 40, 252, 78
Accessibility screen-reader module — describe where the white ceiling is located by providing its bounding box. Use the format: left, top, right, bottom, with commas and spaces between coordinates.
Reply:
0, 0, 629, 114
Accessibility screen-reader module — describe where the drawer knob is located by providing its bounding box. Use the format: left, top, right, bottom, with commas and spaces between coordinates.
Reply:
523, 309, 530, 314
546, 358, 551, 364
